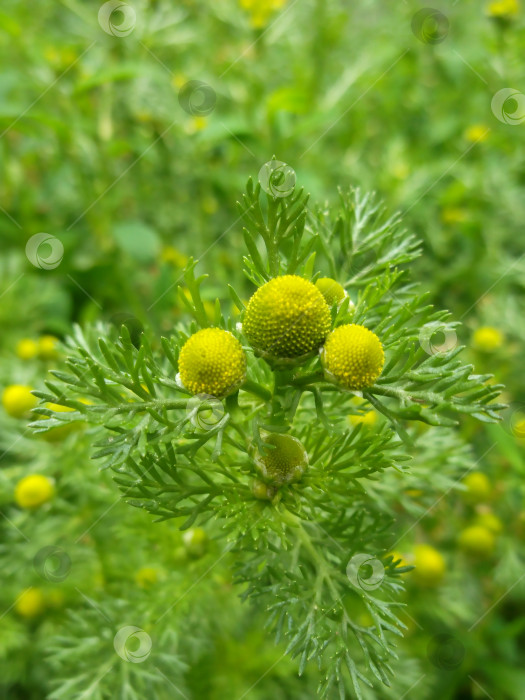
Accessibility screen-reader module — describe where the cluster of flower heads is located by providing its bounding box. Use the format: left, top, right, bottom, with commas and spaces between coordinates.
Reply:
179, 274, 384, 398
177, 275, 385, 490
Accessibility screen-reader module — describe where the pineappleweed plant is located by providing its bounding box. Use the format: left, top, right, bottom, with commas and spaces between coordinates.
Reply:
32, 166, 503, 699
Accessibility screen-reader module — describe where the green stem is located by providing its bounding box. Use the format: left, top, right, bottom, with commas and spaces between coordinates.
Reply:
291, 371, 325, 387
241, 379, 272, 401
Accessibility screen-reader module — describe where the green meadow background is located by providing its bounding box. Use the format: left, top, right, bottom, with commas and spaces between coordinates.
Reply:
1, 1, 524, 698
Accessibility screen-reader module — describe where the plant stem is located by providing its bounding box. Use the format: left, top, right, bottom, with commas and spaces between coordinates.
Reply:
241, 379, 272, 401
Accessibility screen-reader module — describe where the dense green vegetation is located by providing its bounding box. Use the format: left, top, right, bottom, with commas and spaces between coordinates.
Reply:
1, 1, 524, 698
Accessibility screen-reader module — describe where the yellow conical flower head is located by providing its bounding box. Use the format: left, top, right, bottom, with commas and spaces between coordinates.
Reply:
178, 328, 246, 398
322, 324, 384, 390
243, 276, 331, 361
256, 433, 308, 485
315, 278, 346, 307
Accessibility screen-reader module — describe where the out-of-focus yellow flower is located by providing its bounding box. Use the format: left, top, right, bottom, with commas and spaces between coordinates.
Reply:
15, 474, 55, 509
461, 471, 491, 504
185, 116, 208, 134
15, 588, 45, 619
513, 417, 525, 439
44, 46, 78, 68
458, 525, 495, 557
183, 528, 208, 558
171, 73, 187, 90
475, 510, 503, 534
16, 338, 38, 360
405, 488, 423, 498
38, 335, 59, 360
348, 408, 377, 428
441, 207, 467, 225
2, 385, 37, 418
472, 326, 503, 352
37, 402, 77, 441
487, 0, 519, 17
412, 544, 445, 586
203, 196, 218, 215
392, 163, 410, 180
240, 0, 288, 28
135, 567, 159, 588
464, 125, 489, 143
160, 246, 188, 267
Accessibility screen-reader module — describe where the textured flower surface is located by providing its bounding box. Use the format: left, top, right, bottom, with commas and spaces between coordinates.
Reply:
243, 275, 331, 361
179, 328, 246, 398
315, 277, 347, 306
15, 474, 54, 508
322, 324, 384, 390
256, 433, 308, 485
2, 384, 37, 418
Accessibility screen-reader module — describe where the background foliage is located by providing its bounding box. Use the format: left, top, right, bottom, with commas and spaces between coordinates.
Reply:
1, 0, 524, 698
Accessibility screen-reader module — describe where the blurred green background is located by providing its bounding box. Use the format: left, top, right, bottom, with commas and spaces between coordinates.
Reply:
1, 0, 524, 698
